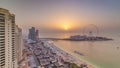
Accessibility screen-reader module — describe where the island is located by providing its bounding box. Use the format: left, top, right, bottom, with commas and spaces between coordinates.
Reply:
63, 35, 113, 41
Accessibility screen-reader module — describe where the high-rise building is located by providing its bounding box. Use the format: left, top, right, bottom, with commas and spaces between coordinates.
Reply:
36, 29, 39, 39
15, 25, 23, 67
0, 8, 22, 68
28, 27, 39, 41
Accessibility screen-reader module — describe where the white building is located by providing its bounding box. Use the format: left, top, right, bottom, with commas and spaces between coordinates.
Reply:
0, 8, 22, 68
15, 25, 23, 67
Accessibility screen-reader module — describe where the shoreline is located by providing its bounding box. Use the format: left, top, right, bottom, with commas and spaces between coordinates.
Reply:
44, 40, 96, 68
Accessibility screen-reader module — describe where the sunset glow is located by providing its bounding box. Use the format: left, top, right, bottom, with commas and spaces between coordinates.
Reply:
63, 23, 71, 31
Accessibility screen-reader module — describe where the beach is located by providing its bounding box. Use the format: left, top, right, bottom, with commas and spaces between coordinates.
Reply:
44, 40, 96, 68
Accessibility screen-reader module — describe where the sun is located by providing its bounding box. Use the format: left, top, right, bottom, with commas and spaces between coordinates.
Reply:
57, 20, 74, 31
63, 25, 69, 30
63, 23, 70, 31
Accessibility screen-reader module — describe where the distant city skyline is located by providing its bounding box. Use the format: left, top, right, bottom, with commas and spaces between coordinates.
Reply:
0, 0, 120, 34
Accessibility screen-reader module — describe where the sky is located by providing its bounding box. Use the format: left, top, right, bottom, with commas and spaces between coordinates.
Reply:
0, 0, 120, 34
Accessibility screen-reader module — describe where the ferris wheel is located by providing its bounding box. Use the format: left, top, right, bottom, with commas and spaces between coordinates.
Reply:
83, 24, 99, 36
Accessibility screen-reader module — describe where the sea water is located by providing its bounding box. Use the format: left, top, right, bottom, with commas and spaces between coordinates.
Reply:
40, 32, 120, 68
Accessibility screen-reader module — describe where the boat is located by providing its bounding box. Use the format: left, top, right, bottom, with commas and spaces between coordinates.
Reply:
74, 51, 85, 56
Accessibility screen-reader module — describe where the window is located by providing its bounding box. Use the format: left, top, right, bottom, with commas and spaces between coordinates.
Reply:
0, 19, 5, 22
0, 13, 5, 22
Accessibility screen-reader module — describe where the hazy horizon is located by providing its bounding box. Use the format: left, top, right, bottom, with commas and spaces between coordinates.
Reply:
0, 0, 120, 35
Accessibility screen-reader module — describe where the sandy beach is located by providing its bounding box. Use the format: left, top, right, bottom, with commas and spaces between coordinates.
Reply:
44, 41, 96, 68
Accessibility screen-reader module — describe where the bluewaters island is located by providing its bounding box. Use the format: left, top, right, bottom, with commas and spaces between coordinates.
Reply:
63, 35, 113, 41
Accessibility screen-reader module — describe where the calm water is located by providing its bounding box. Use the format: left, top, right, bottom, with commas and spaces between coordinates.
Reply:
41, 33, 120, 68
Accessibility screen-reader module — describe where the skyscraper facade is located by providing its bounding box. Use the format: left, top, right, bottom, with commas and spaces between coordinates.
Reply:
15, 25, 23, 67
36, 29, 39, 40
28, 27, 39, 41
0, 8, 22, 68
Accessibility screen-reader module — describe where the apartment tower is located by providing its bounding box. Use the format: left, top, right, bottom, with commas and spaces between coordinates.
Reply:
0, 8, 21, 68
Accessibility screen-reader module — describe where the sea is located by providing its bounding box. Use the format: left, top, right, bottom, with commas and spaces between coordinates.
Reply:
40, 32, 120, 68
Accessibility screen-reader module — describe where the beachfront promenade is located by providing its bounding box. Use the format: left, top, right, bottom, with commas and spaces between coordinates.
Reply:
23, 40, 95, 68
